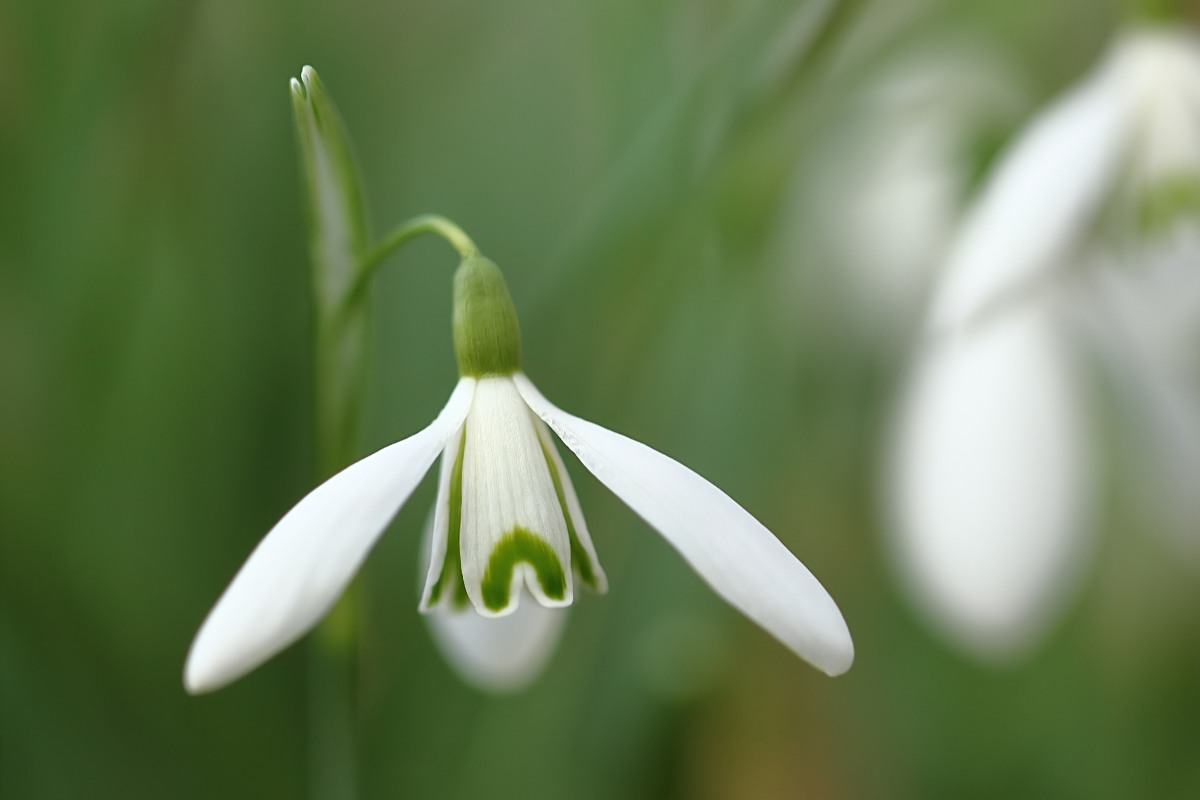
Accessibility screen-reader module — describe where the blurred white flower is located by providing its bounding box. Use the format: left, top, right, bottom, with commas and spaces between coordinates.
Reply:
186, 257, 853, 694
887, 26, 1200, 660
783, 42, 1022, 339
889, 297, 1092, 658
1078, 227, 1200, 558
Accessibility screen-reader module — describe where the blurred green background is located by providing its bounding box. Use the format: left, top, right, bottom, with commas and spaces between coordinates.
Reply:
2, 0, 1198, 797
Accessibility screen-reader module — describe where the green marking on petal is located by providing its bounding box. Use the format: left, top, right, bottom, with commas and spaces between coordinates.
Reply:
537, 434, 601, 591
480, 528, 567, 612
429, 430, 471, 610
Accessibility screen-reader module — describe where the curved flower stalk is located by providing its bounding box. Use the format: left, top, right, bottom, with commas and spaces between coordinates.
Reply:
186, 249, 854, 694
887, 25, 1200, 660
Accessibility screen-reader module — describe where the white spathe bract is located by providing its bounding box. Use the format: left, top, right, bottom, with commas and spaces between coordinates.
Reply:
888, 25, 1200, 661
290, 65, 367, 309
186, 374, 853, 693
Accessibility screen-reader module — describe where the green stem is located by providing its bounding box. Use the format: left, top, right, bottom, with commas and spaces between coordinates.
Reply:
338, 214, 478, 326
308, 603, 360, 800
363, 213, 477, 277
310, 315, 364, 800
307, 213, 477, 800
337, 214, 479, 334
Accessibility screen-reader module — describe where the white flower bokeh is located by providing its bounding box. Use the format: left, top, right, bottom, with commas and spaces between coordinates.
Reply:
886, 26, 1200, 660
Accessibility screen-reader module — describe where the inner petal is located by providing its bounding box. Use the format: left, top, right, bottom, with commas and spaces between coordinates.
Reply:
533, 416, 607, 593
460, 377, 573, 616
420, 424, 470, 611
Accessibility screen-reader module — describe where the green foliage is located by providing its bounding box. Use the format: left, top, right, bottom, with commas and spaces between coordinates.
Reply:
3, 1, 1198, 799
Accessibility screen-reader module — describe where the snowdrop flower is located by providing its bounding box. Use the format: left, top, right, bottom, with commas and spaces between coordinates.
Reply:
185, 254, 854, 693
887, 25, 1200, 660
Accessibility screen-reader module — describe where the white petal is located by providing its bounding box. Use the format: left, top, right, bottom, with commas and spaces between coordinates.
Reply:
888, 304, 1090, 659
460, 377, 573, 616
513, 373, 854, 677
184, 378, 476, 694
419, 511, 566, 692
533, 416, 608, 593
418, 423, 465, 610
930, 55, 1128, 333
426, 597, 567, 692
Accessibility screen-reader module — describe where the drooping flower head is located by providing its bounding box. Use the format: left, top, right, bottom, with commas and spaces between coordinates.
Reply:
185, 245, 854, 693
887, 23, 1200, 660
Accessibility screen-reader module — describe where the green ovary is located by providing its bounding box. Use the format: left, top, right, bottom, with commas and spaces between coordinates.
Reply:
452, 256, 522, 377
480, 528, 567, 612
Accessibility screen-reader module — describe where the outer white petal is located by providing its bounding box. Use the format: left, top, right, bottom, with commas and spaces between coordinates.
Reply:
419, 511, 566, 692
426, 592, 568, 692
184, 378, 476, 694
930, 54, 1129, 332
888, 304, 1090, 659
513, 373, 854, 677
460, 377, 573, 616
